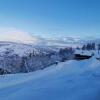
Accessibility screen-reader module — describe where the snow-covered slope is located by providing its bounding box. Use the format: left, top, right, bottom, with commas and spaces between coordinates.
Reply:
0, 41, 74, 73
0, 42, 39, 56
0, 42, 59, 73
0, 57, 100, 100
0, 41, 59, 56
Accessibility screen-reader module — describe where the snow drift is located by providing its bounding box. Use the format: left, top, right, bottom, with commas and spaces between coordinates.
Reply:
0, 57, 100, 100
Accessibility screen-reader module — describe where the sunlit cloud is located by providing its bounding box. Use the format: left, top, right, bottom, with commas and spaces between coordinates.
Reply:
0, 27, 38, 44
0, 27, 93, 47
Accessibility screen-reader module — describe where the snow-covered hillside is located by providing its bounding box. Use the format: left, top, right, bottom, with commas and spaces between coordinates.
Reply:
0, 42, 39, 56
0, 57, 100, 100
0, 42, 56, 73
0, 41, 74, 74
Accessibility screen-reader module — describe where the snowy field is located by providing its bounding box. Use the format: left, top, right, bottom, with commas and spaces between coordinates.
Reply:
0, 57, 100, 100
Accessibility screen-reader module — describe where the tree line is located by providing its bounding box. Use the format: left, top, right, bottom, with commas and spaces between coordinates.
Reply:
76, 43, 100, 53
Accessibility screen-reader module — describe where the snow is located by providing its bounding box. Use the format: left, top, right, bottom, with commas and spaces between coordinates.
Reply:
0, 42, 45, 56
0, 57, 100, 100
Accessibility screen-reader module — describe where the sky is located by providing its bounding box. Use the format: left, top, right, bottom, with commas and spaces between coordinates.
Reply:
0, 0, 100, 39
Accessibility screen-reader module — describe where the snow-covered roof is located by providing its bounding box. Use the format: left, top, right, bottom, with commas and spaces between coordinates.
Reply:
75, 50, 100, 57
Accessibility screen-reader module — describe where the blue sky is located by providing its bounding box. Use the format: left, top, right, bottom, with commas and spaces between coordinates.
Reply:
0, 0, 100, 38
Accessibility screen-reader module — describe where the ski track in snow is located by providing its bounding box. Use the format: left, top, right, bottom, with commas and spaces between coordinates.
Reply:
0, 57, 100, 100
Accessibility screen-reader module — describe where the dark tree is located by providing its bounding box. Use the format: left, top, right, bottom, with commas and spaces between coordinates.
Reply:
98, 44, 100, 54
82, 45, 86, 50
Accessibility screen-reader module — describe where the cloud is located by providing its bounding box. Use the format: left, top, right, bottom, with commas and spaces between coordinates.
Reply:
0, 27, 38, 44
0, 27, 86, 47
